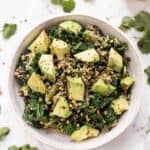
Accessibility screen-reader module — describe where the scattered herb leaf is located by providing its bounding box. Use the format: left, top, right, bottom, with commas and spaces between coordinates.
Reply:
2, 23, 17, 39
50, 0, 75, 12
119, 16, 134, 32
62, 0, 75, 12
119, 11, 150, 54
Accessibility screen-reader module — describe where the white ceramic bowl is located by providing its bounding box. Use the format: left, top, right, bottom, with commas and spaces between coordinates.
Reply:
9, 15, 144, 150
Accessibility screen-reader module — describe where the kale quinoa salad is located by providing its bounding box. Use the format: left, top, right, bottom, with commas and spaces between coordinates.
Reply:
14, 20, 135, 142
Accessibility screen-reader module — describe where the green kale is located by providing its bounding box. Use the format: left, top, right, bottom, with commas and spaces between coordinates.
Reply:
100, 36, 128, 54
103, 108, 118, 124
29, 53, 41, 73
23, 98, 48, 128
2, 23, 17, 39
90, 93, 112, 110
71, 42, 94, 54
62, 120, 77, 135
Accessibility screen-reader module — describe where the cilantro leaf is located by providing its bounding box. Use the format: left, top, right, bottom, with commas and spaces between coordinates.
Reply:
119, 11, 150, 54
134, 11, 150, 32
138, 30, 150, 53
119, 16, 134, 32
2, 23, 17, 39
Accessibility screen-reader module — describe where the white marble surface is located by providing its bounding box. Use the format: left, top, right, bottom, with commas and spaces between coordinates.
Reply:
0, 0, 150, 150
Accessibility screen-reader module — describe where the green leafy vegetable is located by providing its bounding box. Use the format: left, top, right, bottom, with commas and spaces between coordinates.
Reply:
23, 98, 48, 128
119, 16, 134, 32
138, 30, 150, 53
134, 11, 150, 32
71, 42, 94, 54
2, 23, 17, 39
62, 0, 75, 12
62, 120, 77, 135
119, 11, 150, 54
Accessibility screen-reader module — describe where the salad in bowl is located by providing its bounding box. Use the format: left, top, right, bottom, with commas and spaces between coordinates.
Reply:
14, 20, 135, 142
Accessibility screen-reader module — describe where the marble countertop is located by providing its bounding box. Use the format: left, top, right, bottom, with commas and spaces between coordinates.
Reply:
0, 0, 150, 149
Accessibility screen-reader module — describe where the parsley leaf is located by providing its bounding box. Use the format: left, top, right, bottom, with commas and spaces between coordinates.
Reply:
138, 30, 150, 53
2, 23, 17, 39
119, 11, 150, 54
119, 16, 134, 32
134, 11, 150, 32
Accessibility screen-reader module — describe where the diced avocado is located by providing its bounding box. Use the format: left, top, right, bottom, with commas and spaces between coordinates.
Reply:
120, 76, 134, 91
59, 21, 82, 34
28, 30, 49, 53
50, 38, 70, 60
45, 85, 58, 104
108, 48, 123, 72
92, 78, 115, 96
67, 77, 85, 101
52, 96, 71, 118
84, 30, 100, 42
74, 49, 100, 63
27, 72, 46, 94
70, 125, 99, 142
38, 54, 55, 80
111, 95, 129, 115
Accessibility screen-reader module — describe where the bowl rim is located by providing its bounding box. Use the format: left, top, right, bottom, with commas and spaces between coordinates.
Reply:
8, 14, 144, 150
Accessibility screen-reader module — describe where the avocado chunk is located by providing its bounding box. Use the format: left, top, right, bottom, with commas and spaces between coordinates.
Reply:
59, 21, 82, 35
74, 48, 100, 63
92, 78, 115, 96
120, 76, 134, 91
28, 30, 49, 53
67, 77, 85, 101
84, 30, 100, 42
70, 125, 99, 142
39, 54, 55, 80
108, 48, 123, 72
27, 72, 46, 94
52, 96, 71, 118
50, 38, 70, 60
111, 95, 129, 115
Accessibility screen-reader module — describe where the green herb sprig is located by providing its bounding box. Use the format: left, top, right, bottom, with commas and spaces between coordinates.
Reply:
2, 23, 17, 39
119, 11, 150, 54
50, 0, 75, 12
